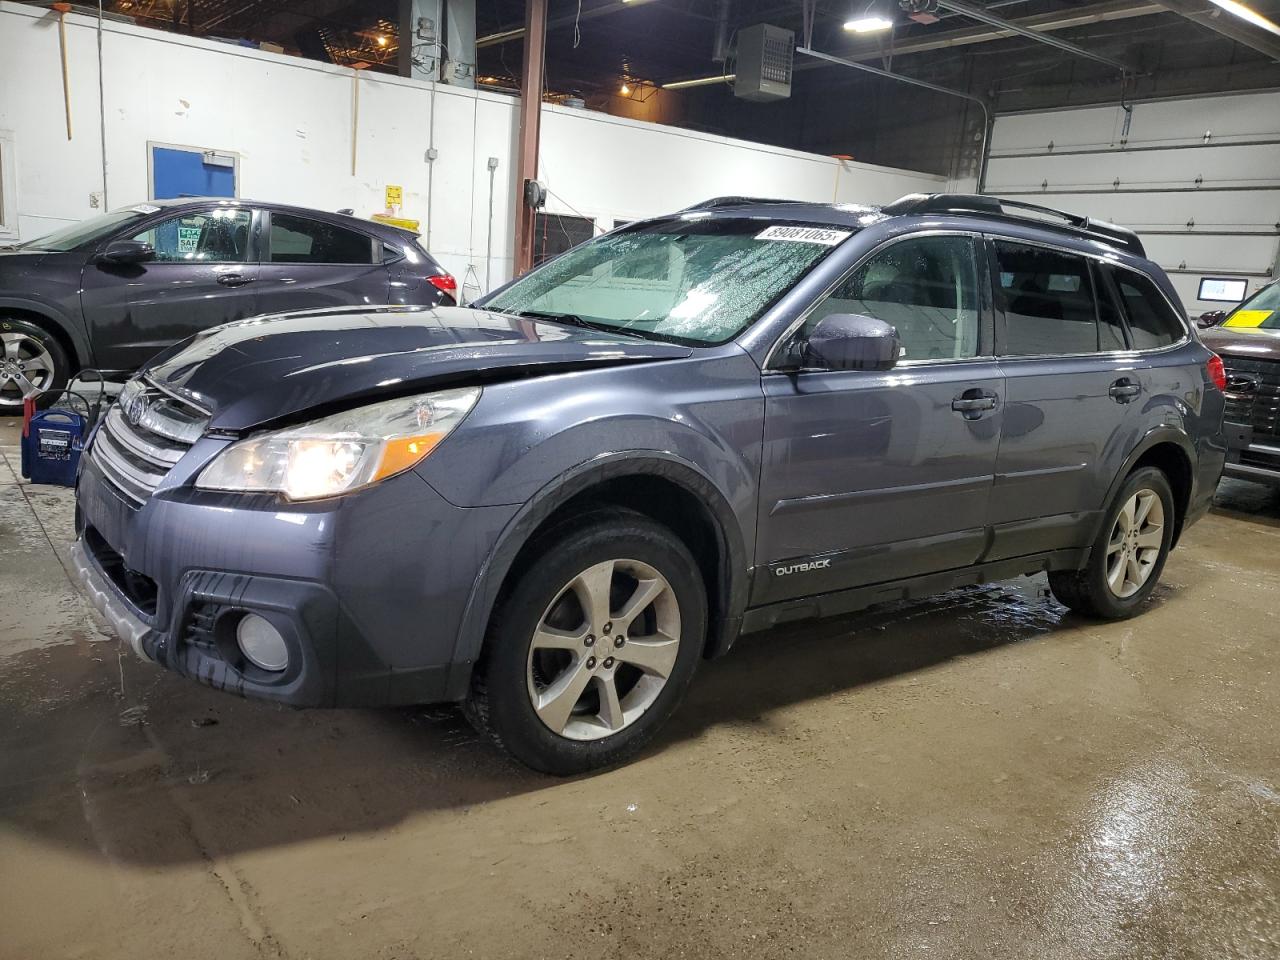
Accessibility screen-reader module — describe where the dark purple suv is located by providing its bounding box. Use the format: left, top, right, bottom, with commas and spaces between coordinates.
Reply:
0, 198, 456, 407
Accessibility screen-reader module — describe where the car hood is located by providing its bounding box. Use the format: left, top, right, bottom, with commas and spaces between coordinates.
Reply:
1202, 326, 1280, 361
143, 305, 695, 432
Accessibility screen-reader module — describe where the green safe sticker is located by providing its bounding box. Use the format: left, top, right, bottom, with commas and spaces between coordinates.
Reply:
177, 225, 202, 255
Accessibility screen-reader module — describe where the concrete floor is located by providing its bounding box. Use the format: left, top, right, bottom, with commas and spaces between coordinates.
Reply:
1, 415, 1278, 960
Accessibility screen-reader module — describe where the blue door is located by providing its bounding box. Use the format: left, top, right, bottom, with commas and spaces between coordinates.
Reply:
150, 146, 236, 200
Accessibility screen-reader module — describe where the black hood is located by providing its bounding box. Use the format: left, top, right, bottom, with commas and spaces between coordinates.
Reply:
1202, 326, 1280, 362
143, 305, 694, 431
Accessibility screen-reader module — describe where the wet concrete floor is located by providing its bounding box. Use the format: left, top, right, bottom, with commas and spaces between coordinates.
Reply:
1, 416, 1277, 959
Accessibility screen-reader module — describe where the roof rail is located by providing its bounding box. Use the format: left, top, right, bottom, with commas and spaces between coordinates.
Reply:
684, 196, 800, 210
883, 193, 1146, 258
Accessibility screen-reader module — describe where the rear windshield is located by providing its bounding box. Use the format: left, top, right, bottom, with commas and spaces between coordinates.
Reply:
1222, 282, 1280, 332
481, 217, 854, 345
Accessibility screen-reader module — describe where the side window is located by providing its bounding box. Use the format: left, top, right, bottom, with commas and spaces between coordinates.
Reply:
1111, 269, 1185, 349
131, 209, 251, 263
803, 234, 982, 361
269, 214, 375, 265
994, 241, 1100, 356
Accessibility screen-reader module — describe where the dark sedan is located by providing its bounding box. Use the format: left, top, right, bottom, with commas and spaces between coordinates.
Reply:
1203, 280, 1280, 486
0, 199, 457, 407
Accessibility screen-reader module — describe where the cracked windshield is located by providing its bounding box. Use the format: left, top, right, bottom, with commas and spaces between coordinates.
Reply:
483, 218, 851, 344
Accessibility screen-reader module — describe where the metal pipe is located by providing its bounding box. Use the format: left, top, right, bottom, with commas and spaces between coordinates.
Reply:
935, 0, 1138, 75
478, 0, 658, 49
711, 0, 731, 62
795, 46, 993, 191
513, 0, 547, 275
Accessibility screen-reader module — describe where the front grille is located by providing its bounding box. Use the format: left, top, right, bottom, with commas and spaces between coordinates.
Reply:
90, 381, 208, 505
1221, 356, 1280, 442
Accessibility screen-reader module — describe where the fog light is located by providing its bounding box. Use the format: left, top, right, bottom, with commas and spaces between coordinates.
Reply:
236, 614, 289, 672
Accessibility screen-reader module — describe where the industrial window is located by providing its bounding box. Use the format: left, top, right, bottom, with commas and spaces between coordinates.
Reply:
805, 234, 982, 361
994, 241, 1101, 356
534, 213, 594, 267
1111, 269, 1185, 350
131, 209, 252, 263
269, 214, 376, 265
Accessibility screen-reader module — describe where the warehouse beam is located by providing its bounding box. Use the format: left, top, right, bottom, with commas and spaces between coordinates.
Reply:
1154, 0, 1280, 62
936, 0, 1141, 74
513, 0, 548, 276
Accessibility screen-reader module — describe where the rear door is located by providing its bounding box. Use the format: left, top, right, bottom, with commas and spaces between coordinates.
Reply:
755, 231, 1003, 605
254, 211, 389, 314
80, 205, 260, 371
987, 238, 1137, 559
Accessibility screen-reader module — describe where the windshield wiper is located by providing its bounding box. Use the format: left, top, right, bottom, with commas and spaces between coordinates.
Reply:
513, 310, 634, 337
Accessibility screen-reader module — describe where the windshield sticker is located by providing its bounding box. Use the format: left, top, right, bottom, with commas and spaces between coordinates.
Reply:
129, 204, 161, 215
755, 225, 851, 246
1224, 309, 1275, 329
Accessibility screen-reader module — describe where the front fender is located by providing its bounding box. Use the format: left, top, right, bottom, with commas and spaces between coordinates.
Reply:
442, 451, 752, 687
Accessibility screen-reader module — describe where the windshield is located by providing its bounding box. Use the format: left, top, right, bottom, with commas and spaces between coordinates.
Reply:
1223, 282, 1280, 332
481, 218, 853, 345
20, 208, 151, 252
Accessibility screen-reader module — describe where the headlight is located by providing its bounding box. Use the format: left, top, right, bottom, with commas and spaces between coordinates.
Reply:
196, 387, 480, 500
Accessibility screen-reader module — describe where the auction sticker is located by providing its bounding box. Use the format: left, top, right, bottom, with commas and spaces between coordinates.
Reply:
756, 225, 851, 245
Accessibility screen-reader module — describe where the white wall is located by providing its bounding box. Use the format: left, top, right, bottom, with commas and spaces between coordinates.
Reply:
984, 91, 1280, 315
0, 1, 942, 298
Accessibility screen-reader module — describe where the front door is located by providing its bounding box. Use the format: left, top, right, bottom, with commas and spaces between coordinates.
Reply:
986, 238, 1137, 559
755, 232, 1003, 605
253, 211, 389, 314
81, 206, 260, 371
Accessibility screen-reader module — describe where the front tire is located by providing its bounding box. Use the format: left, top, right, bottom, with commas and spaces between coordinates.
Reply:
0, 317, 71, 411
1048, 466, 1175, 619
465, 511, 706, 775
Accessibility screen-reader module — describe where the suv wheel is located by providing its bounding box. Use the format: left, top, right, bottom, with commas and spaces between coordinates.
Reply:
0, 318, 71, 411
465, 511, 706, 775
1048, 466, 1175, 619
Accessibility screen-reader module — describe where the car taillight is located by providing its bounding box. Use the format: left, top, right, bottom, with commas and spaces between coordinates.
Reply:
427, 273, 457, 294
1206, 353, 1226, 391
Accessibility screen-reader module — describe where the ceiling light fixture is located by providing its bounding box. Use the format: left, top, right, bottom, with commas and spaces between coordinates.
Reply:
1206, 0, 1280, 37
376, 34, 388, 46
620, 82, 632, 95
844, 15, 894, 33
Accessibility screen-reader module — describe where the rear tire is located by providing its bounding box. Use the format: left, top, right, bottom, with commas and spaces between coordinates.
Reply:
464, 510, 706, 775
0, 317, 71, 412
1048, 466, 1175, 620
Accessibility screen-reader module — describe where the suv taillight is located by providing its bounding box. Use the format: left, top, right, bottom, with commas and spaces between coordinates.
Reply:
1206, 353, 1227, 391
427, 273, 457, 294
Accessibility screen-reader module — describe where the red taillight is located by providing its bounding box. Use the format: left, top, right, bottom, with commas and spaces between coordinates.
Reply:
427, 273, 457, 294
1206, 353, 1227, 391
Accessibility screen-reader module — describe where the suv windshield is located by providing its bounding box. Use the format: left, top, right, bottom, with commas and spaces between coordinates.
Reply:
1223, 282, 1280, 332
20, 207, 150, 252
482, 218, 853, 344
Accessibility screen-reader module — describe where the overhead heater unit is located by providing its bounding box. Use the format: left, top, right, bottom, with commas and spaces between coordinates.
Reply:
734, 24, 794, 102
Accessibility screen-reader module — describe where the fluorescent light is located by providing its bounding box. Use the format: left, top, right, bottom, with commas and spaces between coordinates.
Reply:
662, 74, 734, 90
1207, 0, 1280, 37
844, 16, 894, 33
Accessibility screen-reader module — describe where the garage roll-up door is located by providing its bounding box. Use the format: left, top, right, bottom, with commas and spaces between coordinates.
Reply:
984, 91, 1280, 315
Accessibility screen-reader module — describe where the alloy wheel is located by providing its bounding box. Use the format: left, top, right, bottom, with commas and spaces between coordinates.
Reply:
1105, 489, 1165, 599
526, 558, 681, 741
0, 332, 56, 406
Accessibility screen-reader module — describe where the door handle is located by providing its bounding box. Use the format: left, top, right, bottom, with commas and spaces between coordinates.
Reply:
216, 273, 254, 287
1108, 378, 1142, 402
951, 388, 998, 420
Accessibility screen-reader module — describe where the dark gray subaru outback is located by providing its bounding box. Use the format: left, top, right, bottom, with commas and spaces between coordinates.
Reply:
72, 194, 1229, 774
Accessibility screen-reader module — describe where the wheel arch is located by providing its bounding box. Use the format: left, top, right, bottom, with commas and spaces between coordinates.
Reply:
0, 300, 87, 374
1098, 427, 1196, 550
448, 452, 750, 694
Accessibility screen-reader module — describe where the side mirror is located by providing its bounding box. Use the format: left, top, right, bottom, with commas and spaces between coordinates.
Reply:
1196, 310, 1227, 328
99, 239, 155, 265
798, 313, 901, 372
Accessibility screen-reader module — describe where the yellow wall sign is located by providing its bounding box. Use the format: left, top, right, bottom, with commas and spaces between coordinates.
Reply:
1224, 310, 1275, 329
384, 184, 403, 208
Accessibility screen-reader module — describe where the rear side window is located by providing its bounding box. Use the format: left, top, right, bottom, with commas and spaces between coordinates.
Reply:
1092, 263, 1129, 351
1111, 269, 1185, 349
994, 241, 1101, 356
269, 214, 375, 265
